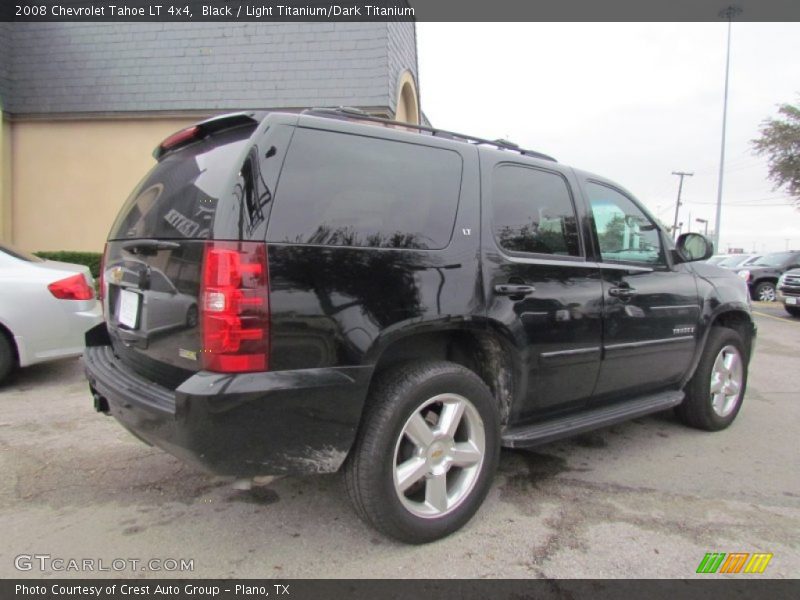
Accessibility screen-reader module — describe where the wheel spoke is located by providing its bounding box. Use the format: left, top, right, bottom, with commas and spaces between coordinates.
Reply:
712, 353, 726, 377
425, 472, 448, 512
449, 441, 482, 467
710, 374, 724, 394
437, 399, 465, 438
712, 392, 726, 413
726, 379, 741, 396
395, 456, 428, 493
723, 351, 739, 374
404, 412, 435, 449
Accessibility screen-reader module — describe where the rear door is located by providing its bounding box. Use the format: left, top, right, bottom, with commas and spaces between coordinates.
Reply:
482, 155, 604, 422
580, 179, 701, 401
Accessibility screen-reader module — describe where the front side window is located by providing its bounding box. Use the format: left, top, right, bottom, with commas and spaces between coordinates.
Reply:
491, 165, 581, 257
586, 182, 663, 266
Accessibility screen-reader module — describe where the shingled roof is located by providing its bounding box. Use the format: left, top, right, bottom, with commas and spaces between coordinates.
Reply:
1, 22, 418, 116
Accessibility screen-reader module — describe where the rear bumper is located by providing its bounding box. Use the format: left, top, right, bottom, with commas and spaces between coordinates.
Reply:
84, 345, 372, 477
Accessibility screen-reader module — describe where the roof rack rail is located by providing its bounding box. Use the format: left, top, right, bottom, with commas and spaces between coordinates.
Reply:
301, 107, 557, 162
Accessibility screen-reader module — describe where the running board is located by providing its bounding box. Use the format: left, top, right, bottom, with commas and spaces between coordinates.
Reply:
501, 390, 684, 448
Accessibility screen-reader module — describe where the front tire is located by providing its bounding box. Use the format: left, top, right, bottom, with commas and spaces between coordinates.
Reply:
784, 305, 800, 318
0, 332, 15, 385
344, 361, 500, 544
676, 327, 748, 431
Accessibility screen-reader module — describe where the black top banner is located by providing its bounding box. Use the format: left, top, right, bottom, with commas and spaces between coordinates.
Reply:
3, 0, 800, 22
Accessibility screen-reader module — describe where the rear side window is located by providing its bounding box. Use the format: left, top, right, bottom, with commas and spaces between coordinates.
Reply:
492, 164, 581, 256
267, 129, 463, 249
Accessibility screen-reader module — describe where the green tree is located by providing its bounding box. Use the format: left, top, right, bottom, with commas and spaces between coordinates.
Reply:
752, 99, 800, 207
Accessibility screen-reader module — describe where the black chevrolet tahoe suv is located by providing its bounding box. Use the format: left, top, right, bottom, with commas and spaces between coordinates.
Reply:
85, 109, 756, 543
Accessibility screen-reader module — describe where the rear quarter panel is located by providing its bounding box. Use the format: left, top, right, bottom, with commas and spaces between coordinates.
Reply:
265, 122, 484, 372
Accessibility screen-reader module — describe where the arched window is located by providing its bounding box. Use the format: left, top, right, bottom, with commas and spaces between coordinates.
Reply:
394, 71, 419, 125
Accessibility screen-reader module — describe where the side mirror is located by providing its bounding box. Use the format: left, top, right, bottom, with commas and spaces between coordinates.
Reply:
675, 232, 714, 263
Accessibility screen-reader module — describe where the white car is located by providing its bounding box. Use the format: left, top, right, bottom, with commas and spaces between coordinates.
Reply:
0, 243, 102, 383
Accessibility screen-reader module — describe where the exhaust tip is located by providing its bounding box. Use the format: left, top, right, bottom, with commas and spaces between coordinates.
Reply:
92, 388, 110, 414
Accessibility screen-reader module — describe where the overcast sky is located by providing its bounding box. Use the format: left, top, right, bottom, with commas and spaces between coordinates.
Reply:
417, 23, 800, 254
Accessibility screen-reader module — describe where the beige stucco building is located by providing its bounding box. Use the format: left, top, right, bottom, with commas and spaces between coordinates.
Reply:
0, 22, 421, 254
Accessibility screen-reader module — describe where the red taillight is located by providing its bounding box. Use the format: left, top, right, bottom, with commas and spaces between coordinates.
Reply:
160, 126, 200, 151
153, 126, 201, 158
200, 241, 270, 373
48, 273, 94, 301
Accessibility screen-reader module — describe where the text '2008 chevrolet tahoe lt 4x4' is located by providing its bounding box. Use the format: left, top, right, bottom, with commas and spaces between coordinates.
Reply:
84, 109, 756, 544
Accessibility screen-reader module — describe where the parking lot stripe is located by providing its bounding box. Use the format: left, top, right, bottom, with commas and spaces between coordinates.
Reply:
752, 310, 800, 325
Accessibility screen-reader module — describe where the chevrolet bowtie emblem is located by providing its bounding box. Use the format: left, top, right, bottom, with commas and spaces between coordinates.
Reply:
110, 266, 124, 285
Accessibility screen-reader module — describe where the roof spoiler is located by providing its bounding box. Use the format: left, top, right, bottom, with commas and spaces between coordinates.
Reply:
152, 112, 261, 160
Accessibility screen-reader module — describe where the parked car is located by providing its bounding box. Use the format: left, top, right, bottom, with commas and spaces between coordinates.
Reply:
736, 250, 800, 302
777, 268, 800, 317
0, 243, 102, 383
706, 254, 728, 265
84, 110, 756, 543
717, 254, 761, 270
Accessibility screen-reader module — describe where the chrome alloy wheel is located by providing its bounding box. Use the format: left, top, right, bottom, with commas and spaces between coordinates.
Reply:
757, 284, 776, 302
709, 344, 744, 417
392, 393, 485, 519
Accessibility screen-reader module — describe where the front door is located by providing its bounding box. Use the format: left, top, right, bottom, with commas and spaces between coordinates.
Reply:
582, 180, 700, 401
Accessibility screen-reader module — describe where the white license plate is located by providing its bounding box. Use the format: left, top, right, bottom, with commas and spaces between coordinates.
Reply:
118, 289, 141, 329
786, 296, 798, 305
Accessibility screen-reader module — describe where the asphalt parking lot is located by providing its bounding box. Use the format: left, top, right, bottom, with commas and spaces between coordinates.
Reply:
0, 306, 798, 579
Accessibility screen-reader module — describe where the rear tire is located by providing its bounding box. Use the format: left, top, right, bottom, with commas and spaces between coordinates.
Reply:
676, 327, 748, 431
0, 332, 15, 385
344, 360, 500, 544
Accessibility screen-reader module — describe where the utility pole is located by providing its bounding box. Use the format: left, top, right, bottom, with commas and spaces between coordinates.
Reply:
671, 171, 694, 237
713, 4, 742, 251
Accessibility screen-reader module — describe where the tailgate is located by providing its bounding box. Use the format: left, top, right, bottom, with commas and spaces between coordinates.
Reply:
103, 121, 259, 388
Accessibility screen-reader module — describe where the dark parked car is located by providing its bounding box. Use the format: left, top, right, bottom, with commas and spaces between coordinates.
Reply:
777, 268, 800, 317
85, 110, 756, 543
735, 250, 800, 302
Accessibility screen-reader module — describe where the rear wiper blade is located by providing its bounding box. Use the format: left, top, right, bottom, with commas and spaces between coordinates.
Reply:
121, 240, 180, 255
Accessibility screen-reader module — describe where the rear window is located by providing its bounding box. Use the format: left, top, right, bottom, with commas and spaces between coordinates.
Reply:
108, 127, 254, 241
267, 128, 463, 249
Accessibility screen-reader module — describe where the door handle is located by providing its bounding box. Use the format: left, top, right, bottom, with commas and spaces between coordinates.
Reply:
609, 286, 637, 299
494, 284, 536, 297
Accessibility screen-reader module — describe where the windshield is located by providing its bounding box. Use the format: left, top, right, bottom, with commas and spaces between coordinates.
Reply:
0, 242, 44, 262
752, 252, 795, 268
